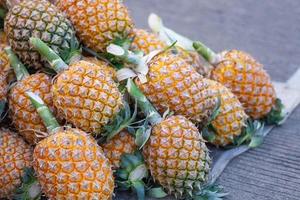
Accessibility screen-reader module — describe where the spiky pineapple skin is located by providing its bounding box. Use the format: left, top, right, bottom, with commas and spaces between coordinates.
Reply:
4, 0, 78, 69
55, 0, 134, 52
82, 56, 116, 80
143, 115, 210, 198
207, 79, 248, 146
168, 47, 210, 77
0, 47, 9, 103
9, 73, 55, 144
136, 51, 217, 126
101, 130, 136, 169
211, 50, 276, 119
52, 60, 122, 134
0, 129, 32, 199
33, 128, 114, 199
129, 28, 166, 55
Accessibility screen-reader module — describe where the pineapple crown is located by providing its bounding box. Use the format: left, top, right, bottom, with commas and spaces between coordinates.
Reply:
262, 98, 285, 125
26, 92, 60, 134
13, 167, 41, 200
115, 151, 168, 200
4, 47, 29, 81
100, 100, 137, 142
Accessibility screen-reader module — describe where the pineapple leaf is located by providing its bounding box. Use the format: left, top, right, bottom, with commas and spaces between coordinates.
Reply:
116, 151, 149, 200
0, 100, 6, 120
202, 126, 216, 143
262, 98, 285, 125
232, 119, 265, 147
102, 100, 137, 141
193, 184, 228, 200
135, 126, 151, 149
146, 187, 168, 198
13, 167, 41, 200
58, 33, 81, 65
207, 95, 222, 124
132, 181, 146, 200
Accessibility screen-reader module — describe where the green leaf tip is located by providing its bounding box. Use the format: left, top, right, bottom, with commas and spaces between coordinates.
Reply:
116, 151, 148, 200
126, 79, 162, 125
262, 98, 285, 125
13, 167, 41, 200
233, 119, 265, 148
146, 187, 168, 199
194, 184, 228, 200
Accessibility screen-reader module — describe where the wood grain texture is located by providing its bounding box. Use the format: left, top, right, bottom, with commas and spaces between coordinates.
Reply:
122, 1, 300, 199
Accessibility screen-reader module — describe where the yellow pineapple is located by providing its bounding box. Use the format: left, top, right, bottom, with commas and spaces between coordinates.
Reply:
101, 130, 136, 169
27, 92, 114, 199
0, 129, 32, 199
31, 38, 123, 135
205, 79, 248, 147
129, 28, 166, 55
5, 47, 56, 144
134, 50, 218, 126
54, 0, 134, 53
125, 79, 214, 199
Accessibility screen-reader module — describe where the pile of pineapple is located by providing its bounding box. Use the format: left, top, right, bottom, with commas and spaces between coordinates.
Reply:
0, 0, 284, 199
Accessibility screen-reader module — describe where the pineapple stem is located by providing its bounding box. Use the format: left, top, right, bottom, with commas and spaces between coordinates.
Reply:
4, 47, 29, 81
26, 92, 60, 134
126, 79, 162, 125
193, 41, 218, 64
29, 37, 69, 73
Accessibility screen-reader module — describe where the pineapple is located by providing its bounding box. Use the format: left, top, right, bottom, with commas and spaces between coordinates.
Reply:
129, 28, 166, 55
205, 79, 248, 147
126, 79, 212, 199
134, 50, 218, 126
143, 115, 210, 198
101, 130, 136, 169
4, 0, 79, 69
5, 47, 56, 144
0, 129, 32, 199
194, 43, 278, 120
30, 37, 123, 135
54, 0, 134, 53
27, 92, 114, 199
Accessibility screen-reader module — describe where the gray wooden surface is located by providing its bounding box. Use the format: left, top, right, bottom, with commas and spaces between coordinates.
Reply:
124, 1, 300, 199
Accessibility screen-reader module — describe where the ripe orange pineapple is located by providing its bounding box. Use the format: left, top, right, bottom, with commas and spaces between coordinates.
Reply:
101, 130, 136, 169
31, 38, 123, 135
5, 47, 56, 144
4, 0, 79, 69
54, 0, 134, 53
194, 43, 278, 120
205, 79, 248, 146
126, 79, 212, 199
0, 129, 32, 199
134, 50, 218, 126
129, 28, 167, 54
27, 92, 114, 199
